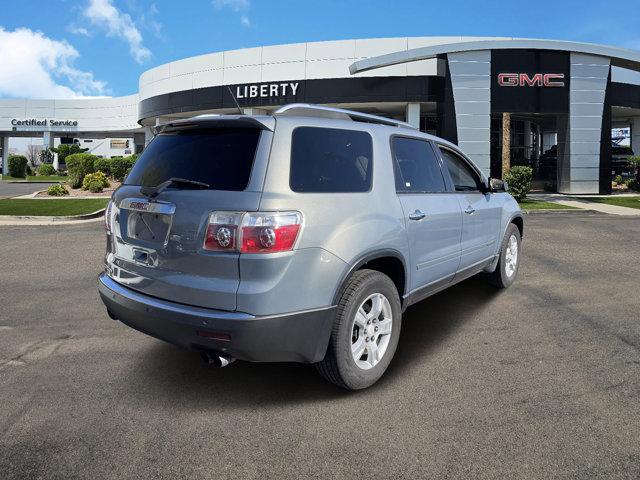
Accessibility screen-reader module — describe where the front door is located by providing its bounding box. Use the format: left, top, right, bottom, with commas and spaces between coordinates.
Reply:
438, 146, 502, 272
392, 136, 462, 293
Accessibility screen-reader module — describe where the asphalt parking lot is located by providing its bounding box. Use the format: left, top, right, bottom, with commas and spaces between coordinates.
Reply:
1, 214, 639, 479
0, 181, 55, 199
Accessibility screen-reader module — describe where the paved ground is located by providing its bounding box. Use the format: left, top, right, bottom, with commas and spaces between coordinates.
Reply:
531, 194, 640, 216
0, 181, 53, 199
1, 214, 639, 479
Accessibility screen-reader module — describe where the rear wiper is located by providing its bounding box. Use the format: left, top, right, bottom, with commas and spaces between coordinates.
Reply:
140, 177, 210, 198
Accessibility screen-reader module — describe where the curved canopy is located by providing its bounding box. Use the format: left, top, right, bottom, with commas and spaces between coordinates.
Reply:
349, 38, 640, 75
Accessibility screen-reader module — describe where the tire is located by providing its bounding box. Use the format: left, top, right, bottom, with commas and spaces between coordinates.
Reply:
316, 269, 402, 390
486, 223, 521, 289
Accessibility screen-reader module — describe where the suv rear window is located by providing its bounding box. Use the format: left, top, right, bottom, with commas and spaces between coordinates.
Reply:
125, 128, 261, 190
290, 127, 373, 193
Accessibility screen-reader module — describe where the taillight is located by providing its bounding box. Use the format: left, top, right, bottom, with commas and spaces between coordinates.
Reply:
203, 212, 244, 251
240, 212, 302, 253
203, 211, 303, 253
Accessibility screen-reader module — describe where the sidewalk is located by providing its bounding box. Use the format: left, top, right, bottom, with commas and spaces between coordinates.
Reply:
530, 194, 640, 216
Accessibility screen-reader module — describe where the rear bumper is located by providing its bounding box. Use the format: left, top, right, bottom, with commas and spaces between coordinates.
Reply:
98, 273, 336, 363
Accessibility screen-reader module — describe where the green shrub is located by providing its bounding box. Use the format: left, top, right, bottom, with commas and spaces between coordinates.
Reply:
613, 174, 623, 185
66, 153, 97, 188
53, 144, 88, 165
504, 166, 533, 201
625, 178, 639, 191
110, 156, 128, 181
94, 158, 112, 177
82, 171, 110, 192
38, 163, 56, 176
47, 184, 69, 196
7, 155, 28, 178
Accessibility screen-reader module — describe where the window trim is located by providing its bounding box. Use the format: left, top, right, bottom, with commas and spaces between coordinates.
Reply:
389, 134, 449, 195
436, 144, 484, 193
288, 126, 374, 194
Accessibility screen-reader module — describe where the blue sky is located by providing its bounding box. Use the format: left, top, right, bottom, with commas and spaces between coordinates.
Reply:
1, 0, 640, 98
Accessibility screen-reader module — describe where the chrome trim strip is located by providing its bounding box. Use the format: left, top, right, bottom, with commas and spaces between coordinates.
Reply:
120, 198, 176, 215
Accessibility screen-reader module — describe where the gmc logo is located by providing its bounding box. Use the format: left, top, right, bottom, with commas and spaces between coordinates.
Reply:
129, 202, 150, 211
498, 73, 565, 87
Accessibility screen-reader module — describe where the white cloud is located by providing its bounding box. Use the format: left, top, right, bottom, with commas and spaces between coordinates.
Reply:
67, 25, 91, 36
212, 0, 250, 11
213, 0, 251, 27
0, 27, 108, 99
83, 0, 151, 63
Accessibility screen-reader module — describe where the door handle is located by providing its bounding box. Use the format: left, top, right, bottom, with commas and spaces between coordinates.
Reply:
464, 205, 476, 215
408, 210, 426, 221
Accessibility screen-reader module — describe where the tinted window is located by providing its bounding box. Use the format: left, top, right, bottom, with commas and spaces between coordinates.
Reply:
392, 137, 446, 193
440, 147, 481, 191
125, 128, 261, 190
290, 127, 372, 193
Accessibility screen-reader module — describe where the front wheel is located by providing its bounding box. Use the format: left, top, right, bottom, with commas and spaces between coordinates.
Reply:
316, 269, 402, 390
486, 223, 521, 288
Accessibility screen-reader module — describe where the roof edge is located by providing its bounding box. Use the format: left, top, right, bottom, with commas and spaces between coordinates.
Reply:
350, 38, 640, 75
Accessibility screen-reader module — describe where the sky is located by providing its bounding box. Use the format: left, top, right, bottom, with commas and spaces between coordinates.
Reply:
1, 0, 640, 99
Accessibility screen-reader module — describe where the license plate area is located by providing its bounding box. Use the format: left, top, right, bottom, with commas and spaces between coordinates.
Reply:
120, 198, 176, 248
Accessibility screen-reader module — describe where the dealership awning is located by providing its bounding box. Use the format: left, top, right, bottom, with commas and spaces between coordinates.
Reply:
349, 38, 640, 75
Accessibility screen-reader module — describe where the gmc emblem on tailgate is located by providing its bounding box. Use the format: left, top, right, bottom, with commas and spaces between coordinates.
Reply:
498, 73, 565, 87
129, 201, 150, 211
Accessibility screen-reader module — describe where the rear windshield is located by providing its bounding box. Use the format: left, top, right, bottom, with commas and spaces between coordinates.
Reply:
125, 128, 261, 190
290, 127, 373, 193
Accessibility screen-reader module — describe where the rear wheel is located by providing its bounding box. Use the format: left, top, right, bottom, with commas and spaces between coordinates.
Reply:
316, 269, 402, 390
486, 223, 521, 288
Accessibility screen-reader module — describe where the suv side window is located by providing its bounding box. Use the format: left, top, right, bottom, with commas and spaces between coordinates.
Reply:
391, 137, 446, 193
290, 127, 372, 193
439, 147, 481, 192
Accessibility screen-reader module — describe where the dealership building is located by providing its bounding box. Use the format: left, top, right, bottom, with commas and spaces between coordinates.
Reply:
2, 36, 640, 194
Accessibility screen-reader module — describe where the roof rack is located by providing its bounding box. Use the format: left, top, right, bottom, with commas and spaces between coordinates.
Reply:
274, 103, 417, 129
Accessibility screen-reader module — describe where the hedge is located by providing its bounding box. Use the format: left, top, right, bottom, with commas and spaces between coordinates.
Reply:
8, 155, 28, 178
66, 153, 97, 189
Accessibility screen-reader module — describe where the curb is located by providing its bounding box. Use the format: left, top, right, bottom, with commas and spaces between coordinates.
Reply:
522, 209, 600, 214
0, 208, 105, 224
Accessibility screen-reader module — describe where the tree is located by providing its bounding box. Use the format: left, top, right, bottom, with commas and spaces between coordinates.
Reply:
53, 144, 88, 166
629, 156, 640, 182
39, 147, 54, 164
501, 112, 511, 178
26, 144, 42, 167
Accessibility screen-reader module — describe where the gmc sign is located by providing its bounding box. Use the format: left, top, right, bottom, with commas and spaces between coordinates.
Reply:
498, 73, 565, 87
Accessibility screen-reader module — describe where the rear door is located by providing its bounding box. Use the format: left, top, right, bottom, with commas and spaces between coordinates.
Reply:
392, 136, 462, 293
107, 123, 272, 311
437, 145, 502, 273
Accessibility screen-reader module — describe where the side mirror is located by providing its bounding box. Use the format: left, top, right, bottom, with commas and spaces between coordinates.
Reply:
489, 177, 507, 192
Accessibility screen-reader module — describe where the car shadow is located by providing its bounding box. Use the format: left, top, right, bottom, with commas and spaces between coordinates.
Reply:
122, 275, 500, 407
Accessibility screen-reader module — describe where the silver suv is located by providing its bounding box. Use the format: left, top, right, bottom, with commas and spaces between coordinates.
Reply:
99, 104, 523, 390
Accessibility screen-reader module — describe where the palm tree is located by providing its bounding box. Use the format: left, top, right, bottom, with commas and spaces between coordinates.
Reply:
501, 112, 511, 178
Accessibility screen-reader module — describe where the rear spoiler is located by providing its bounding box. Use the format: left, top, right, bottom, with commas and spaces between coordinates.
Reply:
153, 115, 275, 135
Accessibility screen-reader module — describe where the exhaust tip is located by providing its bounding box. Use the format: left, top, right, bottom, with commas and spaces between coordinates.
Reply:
201, 351, 235, 368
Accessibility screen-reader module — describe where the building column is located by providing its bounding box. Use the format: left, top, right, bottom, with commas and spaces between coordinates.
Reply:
633, 117, 640, 157
43, 131, 56, 169
405, 103, 420, 129
447, 51, 491, 177
558, 53, 611, 194
1, 136, 9, 176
